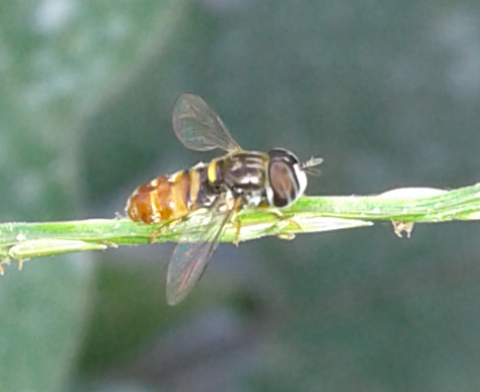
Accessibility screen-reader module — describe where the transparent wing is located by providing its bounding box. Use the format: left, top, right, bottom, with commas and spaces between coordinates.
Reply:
166, 203, 236, 305
172, 93, 242, 152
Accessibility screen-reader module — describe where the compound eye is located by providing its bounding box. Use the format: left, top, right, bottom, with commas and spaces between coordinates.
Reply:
268, 148, 300, 165
268, 160, 297, 207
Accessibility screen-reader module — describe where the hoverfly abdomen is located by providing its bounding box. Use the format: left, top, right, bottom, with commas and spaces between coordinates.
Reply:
188, 164, 217, 208
126, 176, 173, 223
126, 165, 219, 225
205, 157, 227, 191
126, 170, 191, 224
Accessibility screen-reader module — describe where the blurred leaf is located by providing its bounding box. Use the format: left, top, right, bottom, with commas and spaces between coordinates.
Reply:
0, 1, 178, 391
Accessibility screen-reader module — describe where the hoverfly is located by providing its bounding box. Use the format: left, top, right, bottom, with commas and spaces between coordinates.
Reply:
126, 94, 322, 305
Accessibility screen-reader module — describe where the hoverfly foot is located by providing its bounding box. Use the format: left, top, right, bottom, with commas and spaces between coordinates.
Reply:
286, 218, 304, 232
149, 221, 170, 243
150, 215, 189, 244
276, 233, 296, 241
149, 227, 162, 244
232, 219, 242, 247
275, 217, 303, 240
265, 208, 304, 234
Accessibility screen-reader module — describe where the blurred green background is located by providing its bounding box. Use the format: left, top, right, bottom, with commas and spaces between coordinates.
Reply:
2, 1, 480, 391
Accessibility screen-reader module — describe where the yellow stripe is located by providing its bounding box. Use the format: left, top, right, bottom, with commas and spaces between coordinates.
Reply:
207, 160, 217, 184
171, 171, 189, 216
189, 170, 200, 206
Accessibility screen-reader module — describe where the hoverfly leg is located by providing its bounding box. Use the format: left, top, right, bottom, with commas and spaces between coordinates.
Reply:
149, 226, 162, 244
230, 198, 244, 246
149, 215, 188, 244
261, 207, 304, 240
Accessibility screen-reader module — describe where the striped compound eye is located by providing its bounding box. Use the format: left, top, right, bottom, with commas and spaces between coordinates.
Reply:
266, 149, 307, 208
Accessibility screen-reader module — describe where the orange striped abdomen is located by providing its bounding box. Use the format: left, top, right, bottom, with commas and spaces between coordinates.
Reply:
126, 170, 191, 224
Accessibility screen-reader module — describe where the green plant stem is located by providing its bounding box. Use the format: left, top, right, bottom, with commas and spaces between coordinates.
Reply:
1, 183, 480, 270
